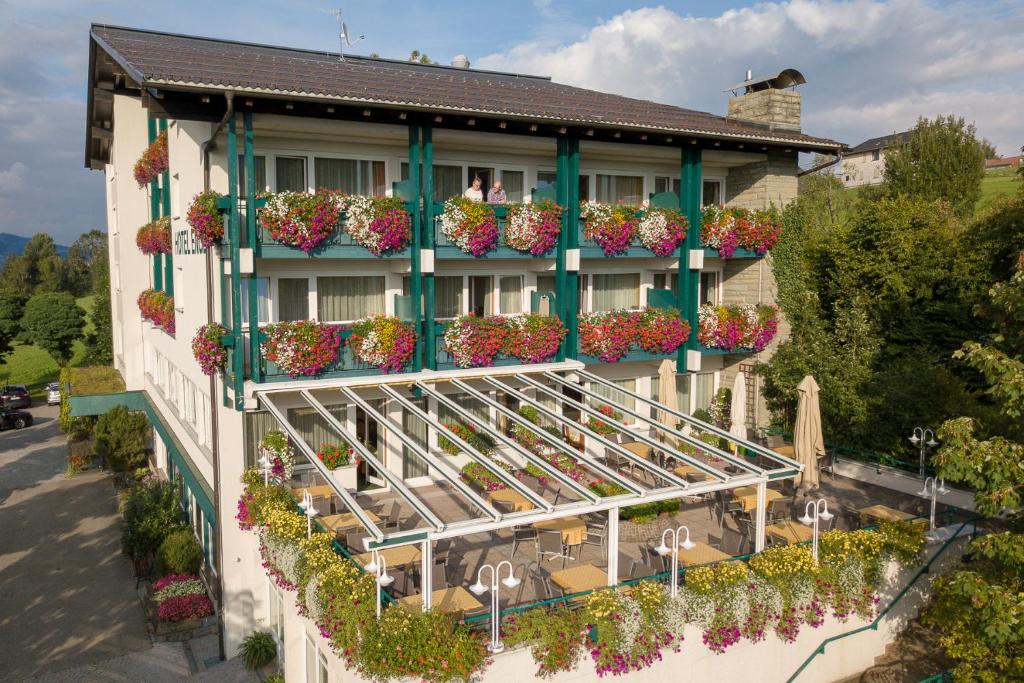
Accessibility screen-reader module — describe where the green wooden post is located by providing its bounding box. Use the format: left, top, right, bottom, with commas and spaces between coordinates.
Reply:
159, 119, 173, 297
565, 136, 580, 360
421, 125, 436, 369
219, 258, 230, 408
679, 146, 702, 372
147, 119, 163, 291
227, 112, 244, 409
243, 112, 260, 382
555, 136, 569, 361
407, 125, 423, 372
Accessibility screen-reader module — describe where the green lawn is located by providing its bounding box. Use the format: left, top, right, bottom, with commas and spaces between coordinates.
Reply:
977, 166, 1021, 214
0, 295, 96, 399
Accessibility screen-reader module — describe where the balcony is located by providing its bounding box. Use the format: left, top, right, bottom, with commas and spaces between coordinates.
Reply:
430, 202, 555, 260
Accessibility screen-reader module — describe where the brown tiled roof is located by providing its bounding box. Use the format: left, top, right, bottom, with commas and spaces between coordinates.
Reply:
91, 25, 841, 151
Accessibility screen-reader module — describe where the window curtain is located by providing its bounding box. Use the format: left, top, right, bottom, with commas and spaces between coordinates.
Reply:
315, 158, 386, 196
654, 177, 680, 195
501, 170, 524, 202
437, 392, 488, 424
402, 163, 462, 202
596, 174, 643, 204
275, 157, 307, 192
499, 275, 523, 314
278, 278, 309, 321
238, 155, 268, 194
287, 405, 348, 456
694, 374, 714, 414
590, 378, 636, 412
244, 411, 280, 468
536, 275, 555, 294
316, 276, 385, 322
435, 276, 463, 318
240, 277, 270, 325
592, 273, 640, 311
402, 398, 429, 479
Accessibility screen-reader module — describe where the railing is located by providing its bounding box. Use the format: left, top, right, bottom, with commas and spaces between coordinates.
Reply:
766, 429, 938, 478
917, 674, 952, 683
257, 327, 380, 383
430, 203, 552, 259
433, 320, 525, 371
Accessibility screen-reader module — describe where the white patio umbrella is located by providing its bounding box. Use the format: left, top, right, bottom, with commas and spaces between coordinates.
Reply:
795, 375, 825, 491
657, 359, 679, 434
729, 371, 747, 443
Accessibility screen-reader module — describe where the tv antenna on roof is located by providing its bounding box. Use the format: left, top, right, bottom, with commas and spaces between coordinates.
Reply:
324, 8, 365, 61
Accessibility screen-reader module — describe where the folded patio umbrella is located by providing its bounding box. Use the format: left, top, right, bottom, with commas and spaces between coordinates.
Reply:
729, 371, 747, 443
657, 359, 680, 439
795, 375, 825, 490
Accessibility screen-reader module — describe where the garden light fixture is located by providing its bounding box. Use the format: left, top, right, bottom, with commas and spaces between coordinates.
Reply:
470, 561, 520, 653
655, 525, 696, 597
799, 498, 833, 562
918, 476, 947, 541
908, 427, 938, 479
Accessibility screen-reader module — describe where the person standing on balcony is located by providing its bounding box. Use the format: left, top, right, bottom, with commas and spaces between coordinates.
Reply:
487, 179, 507, 204
463, 176, 484, 202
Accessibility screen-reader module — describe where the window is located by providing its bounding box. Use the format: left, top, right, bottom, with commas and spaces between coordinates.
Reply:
315, 157, 386, 196
402, 163, 463, 202
287, 404, 347, 452
305, 634, 330, 683
468, 166, 494, 195
654, 176, 680, 195
402, 398, 429, 479
699, 271, 719, 305
238, 155, 267, 194
695, 373, 715, 413
596, 174, 643, 204
275, 156, 307, 192
536, 275, 555, 295
537, 171, 589, 201
702, 180, 723, 207
269, 583, 285, 658
470, 276, 492, 316
434, 276, 463, 318
653, 272, 680, 292
590, 378, 636, 412
500, 170, 524, 202
278, 278, 310, 321
871, 149, 881, 162
240, 277, 270, 326
591, 273, 640, 311
174, 267, 185, 312
498, 275, 523, 314
316, 276, 384, 322
437, 392, 488, 424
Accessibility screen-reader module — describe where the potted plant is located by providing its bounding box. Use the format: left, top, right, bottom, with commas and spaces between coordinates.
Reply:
317, 442, 358, 489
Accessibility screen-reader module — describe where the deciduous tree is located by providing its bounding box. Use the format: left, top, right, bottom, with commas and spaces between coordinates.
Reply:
19, 291, 85, 366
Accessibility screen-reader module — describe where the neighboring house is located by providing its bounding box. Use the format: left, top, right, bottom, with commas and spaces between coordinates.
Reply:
839, 131, 910, 187
81, 25, 840, 676
985, 155, 1023, 171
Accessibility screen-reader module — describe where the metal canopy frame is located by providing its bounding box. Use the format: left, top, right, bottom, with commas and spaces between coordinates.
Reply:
254, 363, 800, 551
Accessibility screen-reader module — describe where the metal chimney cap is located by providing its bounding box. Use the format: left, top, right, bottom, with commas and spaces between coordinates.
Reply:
725, 68, 806, 94
451, 54, 471, 69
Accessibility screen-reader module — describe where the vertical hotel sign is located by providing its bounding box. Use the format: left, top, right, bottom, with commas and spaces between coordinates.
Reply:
174, 228, 207, 255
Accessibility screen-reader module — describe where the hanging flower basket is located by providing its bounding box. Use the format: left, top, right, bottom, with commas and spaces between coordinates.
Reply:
636, 206, 688, 256
138, 289, 175, 333
260, 430, 295, 482
261, 320, 342, 376
578, 310, 640, 362
186, 191, 224, 248
580, 203, 638, 256
701, 206, 781, 257
439, 197, 498, 256
134, 131, 169, 187
259, 191, 342, 253
347, 315, 417, 373
136, 216, 172, 255
503, 313, 566, 364
339, 195, 412, 255
191, 322, 228, 376
697, 303, 779, 351
636, 307, 690, 354
443, 314, 507, 368
504, 200, 563, 255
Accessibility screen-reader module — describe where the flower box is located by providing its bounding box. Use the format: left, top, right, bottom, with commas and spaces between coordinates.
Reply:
701, 205, 781, 257
697, 303, 779, 352
330, 464, 358, 490
134, 131, 168, 187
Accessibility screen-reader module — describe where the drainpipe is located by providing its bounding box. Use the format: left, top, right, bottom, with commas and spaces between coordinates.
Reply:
201, 91, 234, 662
797, 151, 843, 177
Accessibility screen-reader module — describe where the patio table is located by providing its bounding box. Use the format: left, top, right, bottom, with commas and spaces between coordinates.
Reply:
292, 484, 335, 500
674, 541, 731, 567
731, 485, 783, 513
533, 516, 587, 546
397, 586, 483, 617
550, 563, 609, 595
858, 504, 917, 525
353, 544, 422, 570
772, 445, 795, 458
319, 509, 381, 534
487, 488, 533, 512
766, 521, 814, 544
673, 464, 710, 480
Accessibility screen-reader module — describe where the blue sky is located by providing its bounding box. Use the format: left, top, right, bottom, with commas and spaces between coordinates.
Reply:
0, 0, 1021, 244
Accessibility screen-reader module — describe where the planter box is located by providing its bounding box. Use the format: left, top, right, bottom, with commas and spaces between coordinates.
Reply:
330, 465, 358, 490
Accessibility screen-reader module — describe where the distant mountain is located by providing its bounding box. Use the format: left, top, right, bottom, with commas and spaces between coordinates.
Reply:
0, 233, 69, 265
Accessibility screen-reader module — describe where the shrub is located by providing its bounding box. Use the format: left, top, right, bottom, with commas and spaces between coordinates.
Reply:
263, 675, 284, 683
240, 630, 277, 670
121, 480, 184, 559
158, 529, 202, 575
93, 405, 150, 473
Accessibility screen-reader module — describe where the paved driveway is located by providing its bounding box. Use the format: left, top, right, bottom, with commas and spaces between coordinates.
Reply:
0, 404, 152, 680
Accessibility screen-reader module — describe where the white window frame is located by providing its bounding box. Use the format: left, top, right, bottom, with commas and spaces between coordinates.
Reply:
702, 176, 726, 207
268, 581, 285, 661
650, 369, 721, 414
312, 272, 391, 325
305, 633, 330, 683
579, 270, 643, 314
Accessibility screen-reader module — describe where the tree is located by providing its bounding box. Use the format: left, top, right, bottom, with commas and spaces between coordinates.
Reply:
979, 138, 999, 160
884, 115, 986, 217
66, 229, 107, 296
408, 50, 435, 64
0, 287, 27, 364
82, 248, 113, 365
93, 404, 150, 473
0, 232, 66, 293
19, 291, 85, 366
923, 256, 1024, 681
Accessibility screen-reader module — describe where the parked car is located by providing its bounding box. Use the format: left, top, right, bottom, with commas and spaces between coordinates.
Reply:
47, 382, 61, 406
0, 408, 33, 430
0, 384, 31, 409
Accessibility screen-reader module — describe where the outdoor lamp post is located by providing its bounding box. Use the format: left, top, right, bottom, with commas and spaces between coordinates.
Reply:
364, 550, 394, 619
469, 561, 521, 654
654, 525, 696, 597
297, 490, 318, 539
917, 476, 948, 541
908, 427, 938, 480
799, 498, 834, 563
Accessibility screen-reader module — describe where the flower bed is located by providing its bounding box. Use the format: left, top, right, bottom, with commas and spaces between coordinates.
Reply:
440, 197, 498, 256
504, 200, 563, 255
136, 216, 172, 255
579, 307, 689, 362
701, 205, 781, 257
580, 203, 638, 256
316, 443, 355, 469
152, 574, 213, 624
191, 322, 227, 376
697, 303, 779, 352
338, 195, 412, 255
186, 191, 224, 248
137, 289, 175, 333
636, 206, 688, 256
134, 131, 168, 187
347, 315, 416, 373
261, 320, 342, 376
259, 190, 341, 253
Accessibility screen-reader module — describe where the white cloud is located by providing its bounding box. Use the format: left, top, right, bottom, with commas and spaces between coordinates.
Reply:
477, 1, 1024, 154
0, 162, 28, 195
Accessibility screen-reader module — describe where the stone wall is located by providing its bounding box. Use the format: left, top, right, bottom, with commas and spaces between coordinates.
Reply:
727, 89, 802, 131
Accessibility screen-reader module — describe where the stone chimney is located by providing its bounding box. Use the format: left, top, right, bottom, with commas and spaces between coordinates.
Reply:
726, 68, 804, 132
